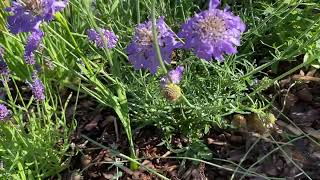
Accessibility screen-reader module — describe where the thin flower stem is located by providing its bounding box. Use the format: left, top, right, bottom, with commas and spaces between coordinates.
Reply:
136, 0, 140, 24
151, 0, 196, 108
181, 94, 196, 108
151, 0, 167, 74
82, 1, 138, 170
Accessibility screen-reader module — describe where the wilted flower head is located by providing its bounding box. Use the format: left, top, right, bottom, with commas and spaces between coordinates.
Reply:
24, 30, 44, 64
162, 84, 182, 102
127, 17, 182, 74
160, 66, 184, 102
6, 0, 68, 34
87, 28, 118, 49
30, 73, 45, 101
0, 104, 10, 120
178, 0, 245, 61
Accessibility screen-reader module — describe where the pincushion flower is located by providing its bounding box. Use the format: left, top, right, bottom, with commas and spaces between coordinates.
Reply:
24, 30, 44, 64
6, 0, 68, 34
160, 66, 184, 102
0, 104, 10, 120
87, 28, 118, 49
160, 65, 184, 87
127, 17, 182, 74
178, 0, 245, 61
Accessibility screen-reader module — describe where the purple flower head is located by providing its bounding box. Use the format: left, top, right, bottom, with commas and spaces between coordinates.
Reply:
0, 60, 9, 76
25, 53, 36, 65
160, 65, 184, 88
30, 73, 45, 101
87, 28, 118, 49
24, 30, 44, 65
178, 0, 245, 61
0, 104, 10, 120
6, 0, 68, 34
126, 16, 182, 74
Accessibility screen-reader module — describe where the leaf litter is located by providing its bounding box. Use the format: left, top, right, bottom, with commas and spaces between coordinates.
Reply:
52, 68, 320, 180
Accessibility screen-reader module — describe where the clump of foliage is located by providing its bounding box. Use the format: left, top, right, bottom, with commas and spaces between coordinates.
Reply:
0, 0, 320, 178
0, 79, 74, 179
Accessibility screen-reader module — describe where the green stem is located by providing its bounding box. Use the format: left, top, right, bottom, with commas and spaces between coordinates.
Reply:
151, 0, 196, 108
82, 1, 138, 170
151, 0, 167, 74
136, 0, 140, 24
54, 13, 94, 75
181, 94, 195, 108
115, 88, 139, 170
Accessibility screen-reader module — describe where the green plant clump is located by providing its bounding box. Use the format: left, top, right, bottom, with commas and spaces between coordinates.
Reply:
0, 0, 319, 178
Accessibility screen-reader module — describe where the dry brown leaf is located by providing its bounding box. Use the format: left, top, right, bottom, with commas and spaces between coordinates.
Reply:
302, 127, 320, 140
276, 120, 303, 135
306, 68, 317, 77
292, 75, 320, 82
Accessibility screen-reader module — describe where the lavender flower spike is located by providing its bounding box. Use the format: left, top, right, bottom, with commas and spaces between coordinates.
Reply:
87, 28, 118, 49
30, 74, 45, 101
24, 30, 44, 65
6, 0, 68, 34
0, 47, 9, 75
0, 60, 9, 76
0, 104, 10, 120
178, 0, 245, 61
127, 17, 182, 74
0, 46, 4, 57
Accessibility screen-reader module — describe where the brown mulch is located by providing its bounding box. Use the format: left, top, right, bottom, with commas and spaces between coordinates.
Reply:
52, 69, 320, 180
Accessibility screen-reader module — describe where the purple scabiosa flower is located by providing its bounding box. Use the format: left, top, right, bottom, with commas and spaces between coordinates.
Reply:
160, 65, 184, 88
87, 28, 118, 49
30, 73, 45, 101
24, 30, 44, 65
6, 0, 68, 34
178, 0, 245, 61
126, 17, 182, 74
0, 104, 10, 120
160, 66, 184, 102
